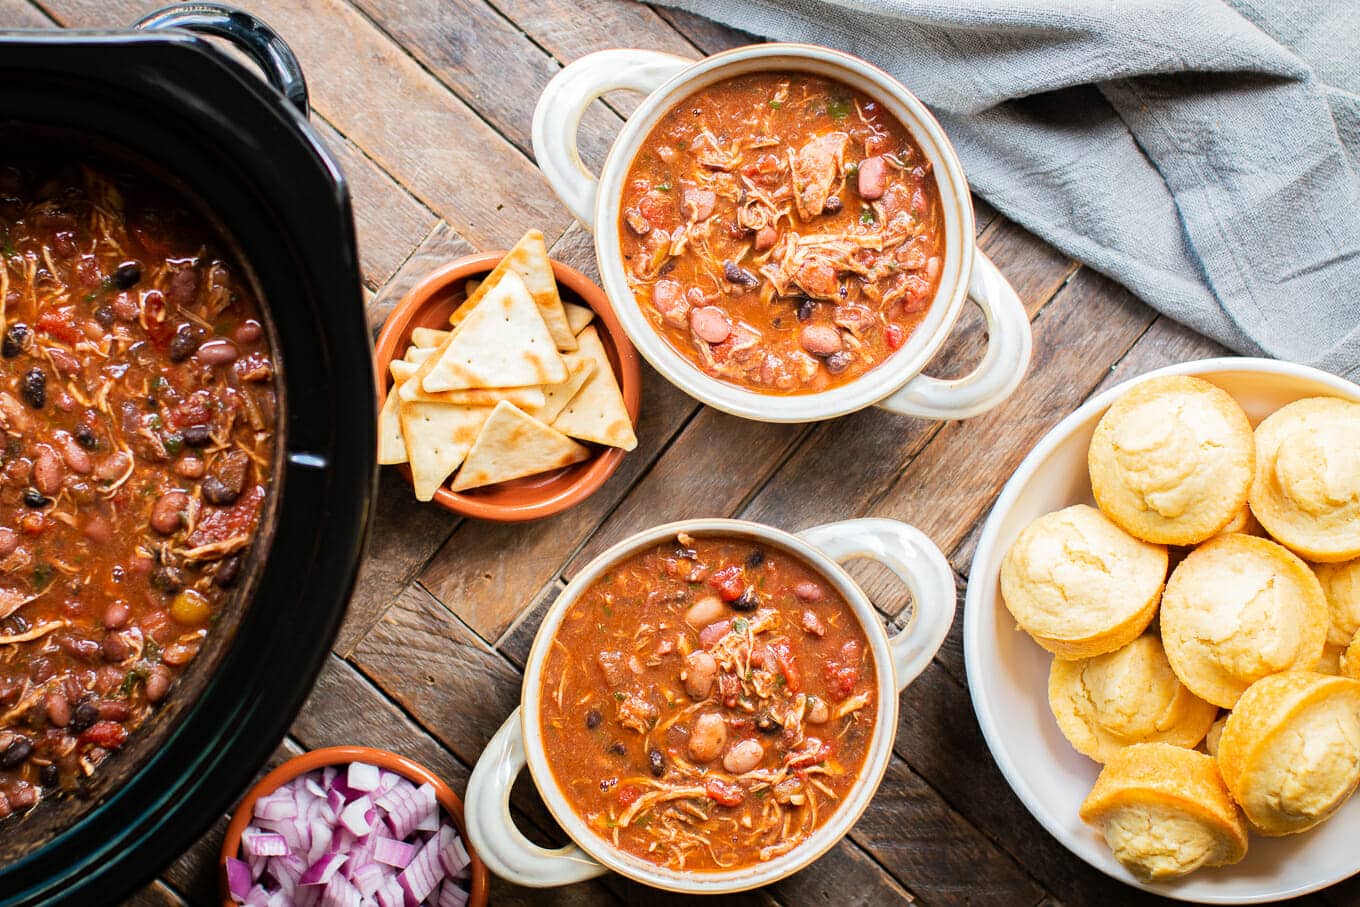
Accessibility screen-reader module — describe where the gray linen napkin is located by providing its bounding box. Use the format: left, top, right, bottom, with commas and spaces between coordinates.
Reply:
653, 0, 1360, 378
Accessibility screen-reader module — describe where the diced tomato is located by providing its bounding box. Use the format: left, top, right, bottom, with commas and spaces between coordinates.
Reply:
186, 484, 264, 548
707, 565, 746, 602
616, 785, 642, 808
770, 639, 801, 693
80, 720, 128, 750
786, 739, 832, 771
717, 671, 740, 708
884, 323, 905, 350
167, 391, 213, 430
142, 290, 174, 346
823, 640, 862, 700
698, 619, 731, 649
36, 307, 81, 345
705, 778, 744, 807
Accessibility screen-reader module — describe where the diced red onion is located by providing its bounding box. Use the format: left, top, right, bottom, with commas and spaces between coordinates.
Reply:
373, 878, 405, 907
398, 837, 442, 905
437, 881, 470, 907
373, 836, 415, 869
347, 761, 381, 793
349, 861, 386, 898
244, 885, 271, 907
226, 857, 253, 900
340, 795, 374, 836
321, 873, 362, 907
300, 852, 348, 886
436, 826, 470, 876
241, 829, 290, 858
253, 793, 298, 821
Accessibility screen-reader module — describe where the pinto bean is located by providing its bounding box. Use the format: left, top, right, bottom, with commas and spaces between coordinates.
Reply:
799, 324, 842, 357
0, 528, 16, 558
689, 306, 732, 344
101, 632, 132, 662
102, 600, 129, 630
688, 712, 727, 763
857, 156, 887, 200
54, 432, 91, 474
233, 320, 263, 345
150, 490, 191, 535
144, 665, 171, 704
722, 738, 764, 774
31, 445, 63, 495
196, 339, 239, 366
806, 696, 830, 724
94, 451, 132, 483
45, 692, 70, 728
173, 455, 205, 479
683, 651, 718, 700
793, 581, 824, 602
83, 512, 112, 546
684, 594, 726, 629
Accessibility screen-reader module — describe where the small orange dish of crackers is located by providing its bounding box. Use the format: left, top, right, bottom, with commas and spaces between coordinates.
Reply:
374, 231, 641, 521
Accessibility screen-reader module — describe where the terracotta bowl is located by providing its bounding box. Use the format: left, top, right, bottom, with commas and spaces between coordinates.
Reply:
219, 745, 489, 907
373, 252, 642, 521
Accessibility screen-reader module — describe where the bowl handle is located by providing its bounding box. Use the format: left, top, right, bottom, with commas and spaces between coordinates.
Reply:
533, 49, 691, 227
465, 708, 607, 887
876, 249, 1032, 421
798, 519, 956, 691
134, 3, 310, 116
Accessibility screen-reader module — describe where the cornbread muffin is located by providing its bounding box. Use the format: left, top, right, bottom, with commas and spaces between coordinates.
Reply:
1316, 558, 1360, 646
1217, 671, 1360, 835
1215, 505, 1261, 539
1203, 714, 1227, 758
1089, 376, 1255, 546
1250, 397, 1360, 563
1080, 743, 1248, 880
1048, 634, 1218, 762
1000, 505, 1167, 659
1160, 534, 1327, 707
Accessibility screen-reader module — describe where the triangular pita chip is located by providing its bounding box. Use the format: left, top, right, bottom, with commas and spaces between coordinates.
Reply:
423, 271, 566, 392
404, 345, 436, 364
551, 325, 636, 451
410, 326, 450, 348
529, 355, 595, 426
447, 230, 576, 351
563, 302, 594, 336
399, 401, 491, 501
450, 401, 590, 491
377, 388, 407, 465
391, 359, 545, 408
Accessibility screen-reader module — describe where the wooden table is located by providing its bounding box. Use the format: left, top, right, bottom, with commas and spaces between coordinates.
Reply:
8, 1, 1351, 905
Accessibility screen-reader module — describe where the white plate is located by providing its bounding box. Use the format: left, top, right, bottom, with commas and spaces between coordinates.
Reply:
964, 357, 1360, 903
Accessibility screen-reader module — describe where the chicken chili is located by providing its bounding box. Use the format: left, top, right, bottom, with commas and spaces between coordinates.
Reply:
619, 71, 944, 393
0, 159, 276, 819
539, 533, 875, 872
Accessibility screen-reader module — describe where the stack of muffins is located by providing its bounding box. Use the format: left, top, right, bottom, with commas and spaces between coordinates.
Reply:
1000, 376, 1360, 882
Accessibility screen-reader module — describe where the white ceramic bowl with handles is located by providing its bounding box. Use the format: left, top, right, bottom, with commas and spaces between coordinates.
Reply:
465, 517, 956, 892
532, 44, 1031, 424
965, 358, 1360, 903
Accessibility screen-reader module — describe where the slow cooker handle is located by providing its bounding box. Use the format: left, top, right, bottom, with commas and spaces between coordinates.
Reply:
134, 4, 310, 117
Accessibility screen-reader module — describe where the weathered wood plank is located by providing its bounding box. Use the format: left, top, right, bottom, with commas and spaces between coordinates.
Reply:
40, 0, 570, 250
310, 118, 438, 291
123, 881, 188, 907
366, 220, 477, 332
6, 0, 54, 26
647, 3, 755, 53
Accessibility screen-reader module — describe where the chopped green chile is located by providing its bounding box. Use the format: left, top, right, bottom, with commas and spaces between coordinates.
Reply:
539, 533, 875, 871
0, 159, 276, 819
619, 71, 945, 394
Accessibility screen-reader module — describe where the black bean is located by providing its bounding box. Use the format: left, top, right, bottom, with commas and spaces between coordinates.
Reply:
824, 195, 842, 214
0, 738, 33, 769
722, 261, 759, 287
74, 423, 97, 450
168, 326, 199, 363
746, 549, 765, 568
648, 748, 665, 777
607, 741, 626, 756
20, 367, 45, 408
181, 424, 212, 447
824, 351, 853, 374
731, 590, 760, 611
755, 712, 781, 734
2, 323, 29, 358
70, 701, 98, 732
201, 476, 239, 506
39, 763, 59, 788
213, 555, 242, 589
795, 298, 816, 322
584, 708, 602, 730
22, 488, 50, 508
111, 262, 141, 290
150, 564, 184, 594
93, 304, 115, 327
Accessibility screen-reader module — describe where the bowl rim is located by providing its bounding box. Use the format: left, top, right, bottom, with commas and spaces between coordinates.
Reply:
218, 744, 490, 907
963, 356, 1360, 904
372, 251, 642, 521
514, 517, 903, 893
586, 42, 977, 422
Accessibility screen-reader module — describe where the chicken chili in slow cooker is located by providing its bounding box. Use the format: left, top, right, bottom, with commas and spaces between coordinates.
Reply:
619, 71, 944, 393
0, 159, 276, 819
539, 533, 875, 871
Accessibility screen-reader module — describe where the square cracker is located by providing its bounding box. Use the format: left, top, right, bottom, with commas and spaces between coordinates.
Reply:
399, 400, 491, 501
447, 230, 576, 351
551, 325, 637, 451
450, 401, 590, 491
422, 271, 566, 392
